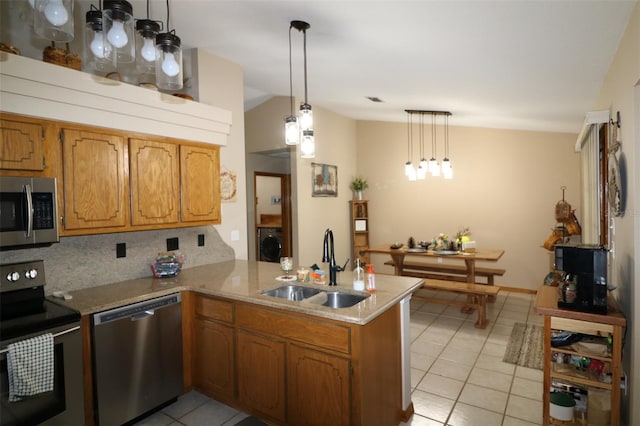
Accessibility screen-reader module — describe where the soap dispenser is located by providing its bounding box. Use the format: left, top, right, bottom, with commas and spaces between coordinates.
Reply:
353, 259, 365, 291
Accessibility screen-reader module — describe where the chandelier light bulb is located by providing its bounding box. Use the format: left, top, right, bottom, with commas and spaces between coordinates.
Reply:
107, 20, 128, 48
161, 52, 180, 77
285, 116, 300, 145
299, 104, 313, 130
404, 161, 413, 177
417, 165, 427, 180
140, 37, 156, 62
44, 0, 68, 26
300, 130, 315, 158
90, 31, 106, 58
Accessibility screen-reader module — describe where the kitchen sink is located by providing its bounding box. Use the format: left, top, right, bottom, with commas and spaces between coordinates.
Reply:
322, 292, 369, 309
262, 285, 322, 301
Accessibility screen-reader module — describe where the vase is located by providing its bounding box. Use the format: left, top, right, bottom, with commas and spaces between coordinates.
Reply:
354, 190, 363, 200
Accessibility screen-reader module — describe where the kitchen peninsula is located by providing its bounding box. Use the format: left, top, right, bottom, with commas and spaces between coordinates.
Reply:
60, 260, 423, 426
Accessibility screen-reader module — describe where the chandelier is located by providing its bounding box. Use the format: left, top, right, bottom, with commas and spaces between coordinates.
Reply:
404, 110, 453, 180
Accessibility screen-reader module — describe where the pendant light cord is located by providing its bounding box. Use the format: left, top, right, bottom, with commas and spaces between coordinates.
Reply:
303, 27, 308, 104
289, 25, 294, 115
444, 114, 449, 158
165, 0, 170, 30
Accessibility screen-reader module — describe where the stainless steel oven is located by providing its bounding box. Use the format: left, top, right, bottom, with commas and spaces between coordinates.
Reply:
0, 260, 83, 426
0, 176, 59, 249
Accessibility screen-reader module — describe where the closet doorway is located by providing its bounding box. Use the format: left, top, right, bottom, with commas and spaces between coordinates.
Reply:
254, 172, 291, 261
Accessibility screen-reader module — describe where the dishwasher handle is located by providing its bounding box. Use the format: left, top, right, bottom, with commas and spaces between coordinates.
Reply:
93, 293, 181, 326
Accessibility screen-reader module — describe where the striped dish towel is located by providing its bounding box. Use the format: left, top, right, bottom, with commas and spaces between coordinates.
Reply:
7, 333, 54, 402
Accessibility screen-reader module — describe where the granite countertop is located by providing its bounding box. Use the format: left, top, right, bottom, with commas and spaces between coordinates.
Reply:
55, 260, 424, 325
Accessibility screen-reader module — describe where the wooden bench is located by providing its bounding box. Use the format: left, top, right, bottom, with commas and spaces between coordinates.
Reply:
384, 260, 505, 285
415, 278, 501, 329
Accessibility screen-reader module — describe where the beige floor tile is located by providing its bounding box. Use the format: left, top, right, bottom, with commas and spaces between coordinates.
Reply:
412, 311, 440, 326
411, 389, 456, 424
416, 373, 464, 400
510, 377, 543, 401
412, 352, 437, 371
515, 365, 543, 382
438, 345, 480, 366
179, 399, 241, 426
420, 329, 456, 346
474, 353, 516, 376
429, 358, 472, 382
413, 339, 446, 358
505, 395, 543, 424
496, 309, 528, 323
447, 402, 503, 426
447, 334, 485, 351
133, 411, 176, 426
480, 341, 507, 358
458, 383, 508, 414
429, 316, 465, 332
161, 391, 210, 419
490, 323, 514, 336
411, 367, 428, 389
411, 324, 428, 341
400, 414, 445, 426
440, 305, 472, 320
418, 302, 448, 314
467, 367, 513, 393
502, 416, 540, 426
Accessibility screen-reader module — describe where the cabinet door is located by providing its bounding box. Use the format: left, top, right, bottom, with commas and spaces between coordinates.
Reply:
236, 330, 286, 422
130, 138, 180, 225
193, 318, 235, 400
180, 145, 220, 223
62, 129, 128, 230
0, 117, 45, 171
287, 344, 351, 426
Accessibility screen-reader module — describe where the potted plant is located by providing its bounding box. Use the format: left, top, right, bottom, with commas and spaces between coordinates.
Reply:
350, 176, 368, 200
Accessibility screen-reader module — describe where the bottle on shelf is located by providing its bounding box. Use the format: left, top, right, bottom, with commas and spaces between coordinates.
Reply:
353, 259, 365, 291
366, 263, 376, 293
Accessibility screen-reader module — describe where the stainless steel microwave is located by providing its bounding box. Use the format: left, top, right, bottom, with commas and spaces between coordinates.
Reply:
0, 176, 59, 249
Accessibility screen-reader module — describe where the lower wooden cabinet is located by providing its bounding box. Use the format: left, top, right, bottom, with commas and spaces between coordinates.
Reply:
190, 294, 405, 426
287, 344, 350, 426
193, 318, 235, 400
236, 330, 286, 422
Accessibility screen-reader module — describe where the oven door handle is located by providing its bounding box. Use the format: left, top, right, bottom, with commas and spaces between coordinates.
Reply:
0, 325, 80, 355
23, 183, 34, 238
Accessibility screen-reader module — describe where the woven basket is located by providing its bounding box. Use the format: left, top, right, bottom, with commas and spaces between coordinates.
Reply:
43, 42, 81, 71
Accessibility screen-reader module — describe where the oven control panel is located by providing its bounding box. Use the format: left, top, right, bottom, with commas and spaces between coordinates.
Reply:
0, 260, 46, 292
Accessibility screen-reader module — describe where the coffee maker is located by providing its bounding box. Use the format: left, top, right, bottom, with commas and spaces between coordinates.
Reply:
555, 244, 608, 314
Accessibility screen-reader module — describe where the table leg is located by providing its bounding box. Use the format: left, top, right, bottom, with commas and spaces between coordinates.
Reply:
390, 253, 406, 276
461, 259, 476, 312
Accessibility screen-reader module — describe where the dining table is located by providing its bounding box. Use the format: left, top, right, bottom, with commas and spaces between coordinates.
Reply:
366, 243, 505, 285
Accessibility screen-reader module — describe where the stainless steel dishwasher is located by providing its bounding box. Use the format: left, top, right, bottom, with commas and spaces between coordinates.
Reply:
92, 293, 183, 426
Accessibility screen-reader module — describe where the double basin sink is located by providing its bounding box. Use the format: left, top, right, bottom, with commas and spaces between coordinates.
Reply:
261, 284, 369, 309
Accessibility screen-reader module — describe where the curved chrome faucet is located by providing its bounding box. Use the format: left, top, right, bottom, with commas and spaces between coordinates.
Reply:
322, 228, 348, 286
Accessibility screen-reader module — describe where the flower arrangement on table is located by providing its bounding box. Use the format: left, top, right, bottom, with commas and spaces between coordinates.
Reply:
430, 227, 471, 251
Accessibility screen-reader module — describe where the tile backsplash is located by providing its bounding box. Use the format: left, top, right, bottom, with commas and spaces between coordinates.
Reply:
0, 226, 234, 294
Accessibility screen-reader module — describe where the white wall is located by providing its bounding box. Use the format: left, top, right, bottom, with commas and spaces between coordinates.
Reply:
193, 49, 249, 259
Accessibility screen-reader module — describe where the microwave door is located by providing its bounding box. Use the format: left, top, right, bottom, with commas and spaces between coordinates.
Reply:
0, 183, 36, 246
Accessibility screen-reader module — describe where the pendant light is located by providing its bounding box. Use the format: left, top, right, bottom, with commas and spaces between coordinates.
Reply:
442, 113, 453, 179
135, 0, 161, 76
155, 0, 183, 90
102, 0, 135, 64
417, 113, 428, 180
294, 20, 313, 133
85, 3, 114, 71
34, 0, 74, 42
429, 114, 440, 177
284, 23, 300, 145
404, 111, 415, 179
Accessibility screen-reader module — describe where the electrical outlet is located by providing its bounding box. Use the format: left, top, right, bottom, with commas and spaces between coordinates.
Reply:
166, 237, 179, 251
198, 234, 205, 247
116, 243, 126, 258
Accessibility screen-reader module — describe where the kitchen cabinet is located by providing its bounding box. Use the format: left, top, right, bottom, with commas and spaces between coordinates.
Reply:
236, 330, 286, 422
0, 115, 45, 171
350, 200, 370, 264
287, 344, 350, 426
180, 145, 220, 223
534, 286, 626, 426
192, 295, 235, 402
61, 128, 129, 231
130, 138, 180, 225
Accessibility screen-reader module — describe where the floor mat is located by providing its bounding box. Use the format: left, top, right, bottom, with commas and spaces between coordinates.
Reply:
503, 322, 544, 370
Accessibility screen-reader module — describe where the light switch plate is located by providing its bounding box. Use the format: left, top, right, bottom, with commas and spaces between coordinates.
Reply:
231, 230, 240, 241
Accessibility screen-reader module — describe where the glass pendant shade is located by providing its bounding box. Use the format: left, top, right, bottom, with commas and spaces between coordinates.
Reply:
285, 115, 300, 145
299, 103, 313, 131
300, 130, 315, 158
102, 0, 135, 64
442, 158, 453, 179
407, 166, 417, 181
429, 158, 440, 176
84, 7, 114, 71
136, 19, 160, 75
417, 165, 427, 180
34, 0, 74, 42
404, 161, 413, 177
155, 31, 183, 90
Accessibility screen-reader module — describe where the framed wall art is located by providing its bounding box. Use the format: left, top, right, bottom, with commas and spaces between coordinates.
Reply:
311, 163, 338, 197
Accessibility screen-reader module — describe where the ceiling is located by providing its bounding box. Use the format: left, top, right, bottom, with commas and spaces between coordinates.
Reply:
4, 1, 635, 133
165, 1, 635, 133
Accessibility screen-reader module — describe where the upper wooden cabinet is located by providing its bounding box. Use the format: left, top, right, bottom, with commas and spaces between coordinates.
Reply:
181, 145, 220, 223
61, 128, 129, 231
130, 139, 180, 225
0, 116, 45, 171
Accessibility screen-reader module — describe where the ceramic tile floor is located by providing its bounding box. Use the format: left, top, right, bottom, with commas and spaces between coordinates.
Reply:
133, 290, 544, 426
